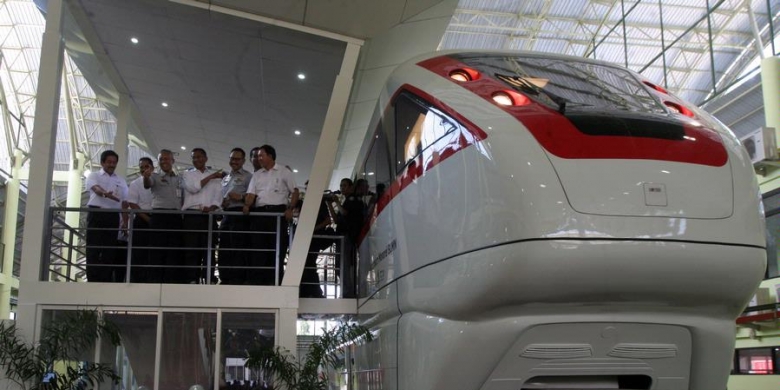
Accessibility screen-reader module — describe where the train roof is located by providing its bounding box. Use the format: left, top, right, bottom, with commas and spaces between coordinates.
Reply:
409, 50, 633, 71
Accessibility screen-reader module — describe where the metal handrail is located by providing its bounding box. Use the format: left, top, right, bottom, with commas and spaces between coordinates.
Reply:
44, 207, 349, 297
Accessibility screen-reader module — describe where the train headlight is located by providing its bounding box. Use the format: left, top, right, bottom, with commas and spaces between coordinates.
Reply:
492, 90, 530, 107
448, 67, 480, 82
643, 80, 668, 94
664, 101, 694, 117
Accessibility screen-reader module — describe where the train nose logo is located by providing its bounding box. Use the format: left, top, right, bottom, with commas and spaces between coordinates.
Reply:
643, 183, 667, 207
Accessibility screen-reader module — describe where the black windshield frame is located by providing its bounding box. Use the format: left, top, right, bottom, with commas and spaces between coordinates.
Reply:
452, 53, 666, 114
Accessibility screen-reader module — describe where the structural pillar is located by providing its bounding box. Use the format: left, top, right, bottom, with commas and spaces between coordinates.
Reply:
277, 308, 298, 359
283, 42, 361, 295
17, 0, 66, 337
0, 149, 23, 319
762, 57, 780, 140
115, 93, 130, 177
63, 152, 85, 270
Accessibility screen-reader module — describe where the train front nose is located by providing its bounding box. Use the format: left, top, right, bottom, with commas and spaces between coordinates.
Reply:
538, 112, 733, 220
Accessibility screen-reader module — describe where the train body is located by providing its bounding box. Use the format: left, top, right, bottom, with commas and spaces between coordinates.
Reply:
349, 51, 766, 390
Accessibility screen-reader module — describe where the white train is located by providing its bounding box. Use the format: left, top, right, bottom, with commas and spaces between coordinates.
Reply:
349, 51, 766, 390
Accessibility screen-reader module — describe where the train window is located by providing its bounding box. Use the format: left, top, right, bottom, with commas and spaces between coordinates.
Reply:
394, 93, 458, 174
733, 348, 780, 374
361, 121, 392, 195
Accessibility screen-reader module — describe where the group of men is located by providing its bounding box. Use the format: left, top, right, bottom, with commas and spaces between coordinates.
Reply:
85, 145, 299, 285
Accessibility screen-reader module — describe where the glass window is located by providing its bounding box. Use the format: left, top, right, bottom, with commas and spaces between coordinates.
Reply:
734, 348, 779, 374
763, 189, 780, 278
394, 93, 460, 174
361, 122, 392, 199
160, 312, 217, 390
221, 312, 275, 388
40, 309, 96, 361
395, 95, 426, 172
99, 311, 158, 390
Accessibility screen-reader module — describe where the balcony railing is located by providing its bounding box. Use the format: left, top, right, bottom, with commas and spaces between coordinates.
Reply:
45, 207, 347, 298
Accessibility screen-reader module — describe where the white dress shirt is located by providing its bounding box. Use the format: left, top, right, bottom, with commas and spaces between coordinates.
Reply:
181, 167, 223, 210
86, 169, 127, 208
246, 164, 297, 207
127, 176, 153, 209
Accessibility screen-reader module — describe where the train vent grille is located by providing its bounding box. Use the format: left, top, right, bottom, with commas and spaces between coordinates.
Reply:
608, 343, 678, 359
521, 344, 593, 359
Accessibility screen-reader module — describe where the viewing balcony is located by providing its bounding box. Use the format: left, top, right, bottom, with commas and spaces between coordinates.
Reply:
29, 207, 357, 314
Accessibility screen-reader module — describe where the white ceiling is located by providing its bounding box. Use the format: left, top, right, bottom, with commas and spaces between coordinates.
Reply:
69, 0, 356, 180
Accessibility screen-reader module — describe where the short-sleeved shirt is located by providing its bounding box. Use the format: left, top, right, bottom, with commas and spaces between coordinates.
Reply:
221, 168, 252, 209
181, 167, 223, 210
86, 169, 127, 209
146, 171, 182, 209
246, 164, 297, 207
127, 176, 153, 209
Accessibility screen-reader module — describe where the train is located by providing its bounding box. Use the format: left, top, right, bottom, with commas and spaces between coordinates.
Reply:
347, 51, 767, 390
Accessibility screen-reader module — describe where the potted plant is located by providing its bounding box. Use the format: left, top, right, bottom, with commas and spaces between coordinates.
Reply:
0, 309, 121, 390
245, 323, 372, 390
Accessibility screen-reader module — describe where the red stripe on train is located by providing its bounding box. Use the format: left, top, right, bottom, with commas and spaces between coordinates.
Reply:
417, 55, 728, 167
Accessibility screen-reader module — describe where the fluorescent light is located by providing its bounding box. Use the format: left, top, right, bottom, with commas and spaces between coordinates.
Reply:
130, 37, 139, 44
294, 130, 301, 136
161, 102, 169, 107
293, 169, 299, 173
181, 146, 186, 150
297, 73, 306, 80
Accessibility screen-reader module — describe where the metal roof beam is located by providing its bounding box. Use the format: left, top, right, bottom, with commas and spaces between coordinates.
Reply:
445, 30, 748, 52
452, 9, 756, 41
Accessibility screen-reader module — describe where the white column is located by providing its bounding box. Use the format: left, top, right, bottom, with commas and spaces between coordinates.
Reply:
330, 0, 458, 187
283, 43, 361, 292
17, 0, 66, 337
64, 152, 85, 270
762, 57, 780, 141
277, 308, 298, 359
0, 149, 23, 319
115, 93, 130, 177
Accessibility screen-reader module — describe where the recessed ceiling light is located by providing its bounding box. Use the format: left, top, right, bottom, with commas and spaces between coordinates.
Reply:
294, 130, 301, 136
161, 102, 169, 107
368, 172, 375, 176
181, 146, 186, 150
130, 37, 139, 44
293, 169, 299, 173
297, 73, 306, 80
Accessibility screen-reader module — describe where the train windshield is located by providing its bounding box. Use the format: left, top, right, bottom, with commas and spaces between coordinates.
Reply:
453, 53, 666, 114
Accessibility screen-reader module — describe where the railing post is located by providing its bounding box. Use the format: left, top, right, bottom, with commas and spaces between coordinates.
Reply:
275, 215, 281, 286
65, 221, 73, 282
125, 210, 134, 283
206, 213, 214, 285
339, 236, 345, 298
40, 209, 55, 281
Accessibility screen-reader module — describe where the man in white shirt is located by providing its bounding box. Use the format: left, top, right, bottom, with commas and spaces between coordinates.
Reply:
85, 150, 128, 282
181, 148, 224, 283
126, 157, 154, 282
242, 144, 299, 285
